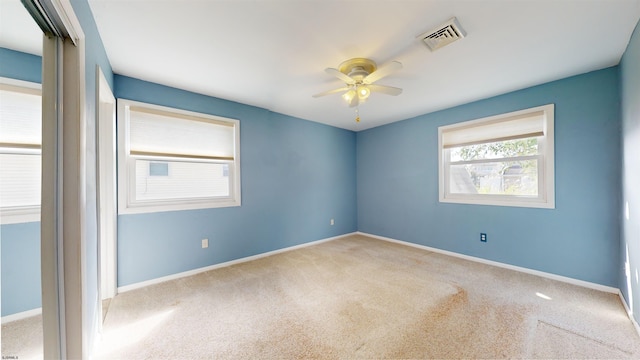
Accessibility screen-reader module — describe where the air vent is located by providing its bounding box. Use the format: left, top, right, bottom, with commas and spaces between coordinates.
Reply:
418, 17, 466, 51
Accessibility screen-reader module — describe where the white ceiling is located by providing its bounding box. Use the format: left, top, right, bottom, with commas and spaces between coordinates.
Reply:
2, 0, 640, 131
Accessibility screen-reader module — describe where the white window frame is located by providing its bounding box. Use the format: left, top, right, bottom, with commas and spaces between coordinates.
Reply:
438, 104, 555, 209
0, 77, 42, 224
117, 99, 241, 214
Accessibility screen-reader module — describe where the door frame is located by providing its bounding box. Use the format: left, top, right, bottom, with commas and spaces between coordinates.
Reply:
97, 65, 117, 302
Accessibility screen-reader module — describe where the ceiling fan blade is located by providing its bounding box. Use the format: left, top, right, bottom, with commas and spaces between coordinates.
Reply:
325, 68, 356, 85
363, 61, 402, 84
368, 84, 403, 96
312, 86, 351, 98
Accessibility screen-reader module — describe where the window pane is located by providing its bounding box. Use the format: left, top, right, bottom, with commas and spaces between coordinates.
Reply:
149, 162, 169, 176
450, 137, 538, 162
0, 153, 41, 207
135, 159, 230, 201
449, 159, 538, 196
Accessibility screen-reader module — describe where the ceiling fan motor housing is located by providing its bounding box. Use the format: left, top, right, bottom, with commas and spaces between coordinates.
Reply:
339, 58, 377, 80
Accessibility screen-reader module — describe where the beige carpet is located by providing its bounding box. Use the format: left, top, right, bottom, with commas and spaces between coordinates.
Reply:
4, 234, 640, 359
1, 314, 42, 359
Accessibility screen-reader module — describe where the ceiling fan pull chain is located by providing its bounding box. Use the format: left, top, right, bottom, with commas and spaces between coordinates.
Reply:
355, 106, 361, 123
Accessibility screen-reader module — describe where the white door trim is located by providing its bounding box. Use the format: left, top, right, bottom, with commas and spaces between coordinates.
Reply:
97, 66, 117, 301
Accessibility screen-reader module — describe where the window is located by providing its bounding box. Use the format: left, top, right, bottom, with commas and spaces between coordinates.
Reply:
0, 78, 42, 224
438, 104, 554, 209
117, 99, 241, 214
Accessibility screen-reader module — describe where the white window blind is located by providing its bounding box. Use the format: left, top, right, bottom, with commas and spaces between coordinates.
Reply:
129, 107, 235, 160
0, 84, 42, 146
441, 111, 545, 149
0, 80, 42, 224
0, 154, 41, 207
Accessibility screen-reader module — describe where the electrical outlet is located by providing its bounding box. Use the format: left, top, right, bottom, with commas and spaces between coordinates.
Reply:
330, 218, 335, 226
201, 238, 209, 248
480, 233, 487, 242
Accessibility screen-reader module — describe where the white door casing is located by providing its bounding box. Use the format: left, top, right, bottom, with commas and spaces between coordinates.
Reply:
97, 66, 117, 302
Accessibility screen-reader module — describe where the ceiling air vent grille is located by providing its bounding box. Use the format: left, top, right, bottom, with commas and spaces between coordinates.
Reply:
418, 17, 466, 51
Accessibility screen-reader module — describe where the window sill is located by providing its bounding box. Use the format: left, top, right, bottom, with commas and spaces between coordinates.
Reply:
439, 195, 555, 209
1, 208, 40, 224
118, 198, 241, 215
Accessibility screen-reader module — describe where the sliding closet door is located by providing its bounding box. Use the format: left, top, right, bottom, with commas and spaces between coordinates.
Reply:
22, 0, 87, 357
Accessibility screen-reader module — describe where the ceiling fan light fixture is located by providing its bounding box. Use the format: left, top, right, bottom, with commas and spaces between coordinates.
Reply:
358, 85, 371, 99
342, 90, 355, 103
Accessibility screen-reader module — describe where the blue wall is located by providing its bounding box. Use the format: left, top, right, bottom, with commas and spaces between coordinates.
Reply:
0, 48, 41, 83
357, 67, 622, 287
1, 222, 41, 316
0, 49, 42, 317
115, 75, 358, 286
620, 19, 640, 325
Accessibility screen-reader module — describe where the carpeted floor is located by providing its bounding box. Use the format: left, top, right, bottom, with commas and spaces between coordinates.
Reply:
3, 234, 640, 358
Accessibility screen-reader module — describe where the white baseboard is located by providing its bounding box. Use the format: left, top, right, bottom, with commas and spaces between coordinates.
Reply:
618, 290, 640, 337
118, 232, 357, 293
358, 232, 619, 294
1, 307, 41, 324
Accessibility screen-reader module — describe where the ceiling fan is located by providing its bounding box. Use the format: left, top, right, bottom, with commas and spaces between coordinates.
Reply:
313, 58, 403, 108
